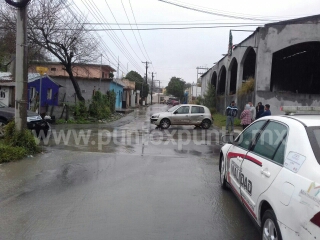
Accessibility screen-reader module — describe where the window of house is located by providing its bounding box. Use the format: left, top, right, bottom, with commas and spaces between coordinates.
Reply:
30, 87, 36, 99
51, 68, 56, 71
47, 88, 52, 100
102, 72, 105, 78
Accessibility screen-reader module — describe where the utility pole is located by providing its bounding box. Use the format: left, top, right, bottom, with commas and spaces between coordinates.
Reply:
10, 0, 31, 131
151, 72, 154, 105
99, 54, 102, 88
142, 61, 151, 104
117, 56, 120, 79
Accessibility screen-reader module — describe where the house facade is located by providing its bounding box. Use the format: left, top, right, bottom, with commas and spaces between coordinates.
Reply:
27, 74, 61, 112
28, 62, 117, 105
0, 72, 15, 107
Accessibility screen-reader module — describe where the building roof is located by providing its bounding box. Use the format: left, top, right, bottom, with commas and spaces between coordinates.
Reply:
30, 61, 116, 72
266, 14, 320, 27
0, 72, 62, 87
28, 73, 63, 87
0, 72, 13, 81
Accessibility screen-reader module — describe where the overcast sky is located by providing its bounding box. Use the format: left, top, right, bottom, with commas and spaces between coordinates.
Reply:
74, 0, 320, 87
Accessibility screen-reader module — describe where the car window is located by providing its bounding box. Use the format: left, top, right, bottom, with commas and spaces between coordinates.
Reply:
167, 105, 179, 112
236, 120, 267, 150
273, 138, 287, 165
252, 121, 288, 163
191, 106, 204, 114
306, 127, 320, 165
175, 106, 190, 114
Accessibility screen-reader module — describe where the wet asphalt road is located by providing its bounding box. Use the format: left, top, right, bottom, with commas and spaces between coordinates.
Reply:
0, 104, 259, 240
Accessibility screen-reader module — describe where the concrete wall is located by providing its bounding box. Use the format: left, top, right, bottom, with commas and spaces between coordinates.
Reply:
54, 77, 112, 104
255, 19, 320, 115
201, 15, 320, 116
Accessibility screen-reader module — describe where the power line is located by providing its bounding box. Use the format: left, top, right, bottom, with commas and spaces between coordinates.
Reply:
80, 0, 143, 72
121, 0, 147, 61
38, 24, 263, 31
158, 0, 280, 21
128, 0, 155, 72
67, 1, 128, 74
99, 0, 144, 64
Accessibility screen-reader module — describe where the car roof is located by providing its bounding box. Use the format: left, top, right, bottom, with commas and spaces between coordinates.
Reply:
260, 115, 320, 127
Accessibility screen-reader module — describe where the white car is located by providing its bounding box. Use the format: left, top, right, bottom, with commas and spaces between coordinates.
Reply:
219, 112, 320, 240
150, 104, 213, 129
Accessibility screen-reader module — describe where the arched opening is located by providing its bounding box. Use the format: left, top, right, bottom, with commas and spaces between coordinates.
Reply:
270, 42, 320, 93
218, 66, 226, 95
211, 71, 217, 89
242, 47, 256, 81
229, 58, 238, 95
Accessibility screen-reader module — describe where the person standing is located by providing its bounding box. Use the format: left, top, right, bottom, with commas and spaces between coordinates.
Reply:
240, 104, 252, 130
256, 102, 262, 119
256, 103, 265, 119
259, 104, 271, 117
225, 101, 238, 133
248, 102, 256, 122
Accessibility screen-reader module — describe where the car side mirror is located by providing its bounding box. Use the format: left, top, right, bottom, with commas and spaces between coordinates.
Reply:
221, 134, 235, 144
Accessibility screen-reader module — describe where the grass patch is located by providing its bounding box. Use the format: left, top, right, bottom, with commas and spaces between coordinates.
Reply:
0, 144, 27, 163
212, 113, 241, 128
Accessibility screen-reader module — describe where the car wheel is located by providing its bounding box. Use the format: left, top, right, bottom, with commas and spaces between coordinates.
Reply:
0, 119, 7, 138
220, 155, 227, 189
160, 118, 171, 129
261, 210, 282, 240
201, 119, 211, 129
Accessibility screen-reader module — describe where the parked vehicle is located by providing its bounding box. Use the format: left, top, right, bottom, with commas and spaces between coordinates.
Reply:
166, 97, 179, 105
150, 104, 213, 129
0, 102, 50, 138
219, 109, 320, 240
171, 100, 179, 106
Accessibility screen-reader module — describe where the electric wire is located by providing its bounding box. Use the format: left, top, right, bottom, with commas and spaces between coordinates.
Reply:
158, 0, 280, 21
82, 0, 143, 72
96, 0, 144, 67
67, 1, 128, 74
121, 0, 147, 61
128, 0, 155, 73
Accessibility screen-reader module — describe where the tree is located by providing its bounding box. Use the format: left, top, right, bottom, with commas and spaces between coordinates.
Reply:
0, 0, 99, 101
125, 71, 149, 98
166, 77, 186, 100
202, 83, 216, 110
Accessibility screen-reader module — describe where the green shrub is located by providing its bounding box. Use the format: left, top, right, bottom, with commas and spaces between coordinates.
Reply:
73, 101, 88, 120
238, 77, 255, 96
89, 91, 114, 119
4, 121, 39, 154
0, 144, 27, 163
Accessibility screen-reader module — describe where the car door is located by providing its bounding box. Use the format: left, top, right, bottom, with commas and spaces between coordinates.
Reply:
226, 120, 268, 200
171, 106, 190, 125
189, 106, 205, 125
240, 121, 287, 220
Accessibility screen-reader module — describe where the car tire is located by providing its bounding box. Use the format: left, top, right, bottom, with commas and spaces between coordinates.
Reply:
261, 209, 282, 240
160, 118, 171, 129
220, 155, 227, 189
0, 119, 7, 138
201, 119, 211, 129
